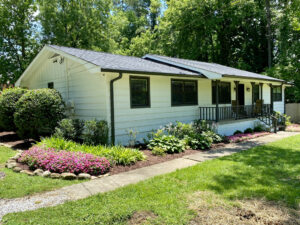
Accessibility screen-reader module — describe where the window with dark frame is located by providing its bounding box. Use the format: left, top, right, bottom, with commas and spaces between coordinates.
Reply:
130, 76, 150, 108
253, 84, 260, 102
48, 82, 54, 89
273, 86, 282, 102
171, 79, 198, 106
212, 81, 231, 104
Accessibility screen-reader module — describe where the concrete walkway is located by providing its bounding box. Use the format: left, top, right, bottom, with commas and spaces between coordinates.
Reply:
0, 131, 299, 220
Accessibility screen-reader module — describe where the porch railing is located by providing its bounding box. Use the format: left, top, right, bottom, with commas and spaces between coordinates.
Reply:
199, 104, 271, 122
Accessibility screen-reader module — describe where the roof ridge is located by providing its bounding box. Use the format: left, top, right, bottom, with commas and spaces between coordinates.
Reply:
48, 44, 147, 61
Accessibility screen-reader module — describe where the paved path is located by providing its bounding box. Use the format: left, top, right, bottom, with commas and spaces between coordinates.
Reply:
0, 131, 299, 220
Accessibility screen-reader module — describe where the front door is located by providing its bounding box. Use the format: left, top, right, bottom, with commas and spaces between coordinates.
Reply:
238, 84, 245, 105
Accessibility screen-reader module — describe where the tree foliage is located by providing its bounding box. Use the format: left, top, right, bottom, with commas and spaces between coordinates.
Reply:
0, 0, 299, 102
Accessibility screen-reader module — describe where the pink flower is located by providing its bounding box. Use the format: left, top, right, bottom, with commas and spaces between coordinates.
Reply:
18, 147, 110, 175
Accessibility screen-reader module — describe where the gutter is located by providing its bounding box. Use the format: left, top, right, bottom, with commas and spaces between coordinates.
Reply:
110, 72, 123, 145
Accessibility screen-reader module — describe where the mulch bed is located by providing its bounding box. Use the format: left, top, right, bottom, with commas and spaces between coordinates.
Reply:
110, 149, 203, 175
0, 130, 267, 177
0, 131, 35, 150
286, 124, 300, 132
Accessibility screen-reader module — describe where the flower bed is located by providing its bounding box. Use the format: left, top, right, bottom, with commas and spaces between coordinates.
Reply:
18, 147, 110, 175
286, 124, 300, 132
226, 132, 270, 143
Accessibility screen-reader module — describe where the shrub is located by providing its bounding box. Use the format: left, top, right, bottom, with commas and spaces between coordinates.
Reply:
0, 88, 28, 131
244, 128, 253, 134
54, 118, 84, 142
184, 133, 213, 150
151, 147, 166, 156
253, 125, 264, 132
234, 130, 243, 135
14, 89, 65, 139
82, 119, 109, 145
193, 120, 215, 133
37, 137, 146, 166
18, 147, 110, 175
126, 129, 138, 147
203, 130, 223, 143
147, 135, 186, 153
163, 121, 194, 139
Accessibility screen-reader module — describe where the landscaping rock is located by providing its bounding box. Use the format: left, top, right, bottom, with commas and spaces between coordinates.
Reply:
6, 162, 17, 169
13, 167, 22, 172
78, 173, 91, 180
42, 171, 51, 177
33, 169, 44, 176
20, 170, 34, 176
50, 173, 61, 179
11, 153, 22, 160
6, 159, 16, 164
61, 173, 77, 180
91, 176, 98, 180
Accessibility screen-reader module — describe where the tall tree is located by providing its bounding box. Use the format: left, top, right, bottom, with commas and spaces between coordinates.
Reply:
0, 0, 39, 84
38, 0, 111, 51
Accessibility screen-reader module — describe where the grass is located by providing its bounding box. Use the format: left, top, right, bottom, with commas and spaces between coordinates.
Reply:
3, 135, 300, 224
0, 146, 82, 199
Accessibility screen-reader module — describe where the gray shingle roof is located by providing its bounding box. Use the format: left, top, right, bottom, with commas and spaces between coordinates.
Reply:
48, 45, 200, 76
143, 54, 283, 82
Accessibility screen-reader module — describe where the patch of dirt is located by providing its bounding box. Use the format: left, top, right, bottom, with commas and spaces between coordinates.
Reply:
189, 191, 300, 225
0, 171, 5, 179
0, 131, 35, 150
127, 211, 157, 225
110, 149, 201, 175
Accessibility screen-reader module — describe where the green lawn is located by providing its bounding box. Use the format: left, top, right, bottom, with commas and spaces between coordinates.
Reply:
3, 135, 300, 225
0, 146, 82, 199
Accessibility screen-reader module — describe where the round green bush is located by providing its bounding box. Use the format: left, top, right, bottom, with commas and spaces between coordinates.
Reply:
0, 88, 28, 131
244, 128, 254, 134
14, 89, 65, 139
233, 130, 243, 135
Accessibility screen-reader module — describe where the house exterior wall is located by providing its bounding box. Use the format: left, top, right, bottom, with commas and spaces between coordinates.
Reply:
20, 57, 108, 121
18, 54, 285, 145
110, 74, 284, 145
110, 73, 212, 144
217, 118, 261, 136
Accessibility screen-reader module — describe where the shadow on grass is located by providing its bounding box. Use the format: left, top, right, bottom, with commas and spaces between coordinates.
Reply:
208, 143, 300, 208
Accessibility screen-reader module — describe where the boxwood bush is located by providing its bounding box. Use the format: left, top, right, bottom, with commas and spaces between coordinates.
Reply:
14, 89, 65, 139
54, 118, 84, 142
0, 88, 28, 131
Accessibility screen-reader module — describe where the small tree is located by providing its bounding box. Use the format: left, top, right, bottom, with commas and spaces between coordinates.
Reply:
14, 89, 65, 139
0, 88, 28, 131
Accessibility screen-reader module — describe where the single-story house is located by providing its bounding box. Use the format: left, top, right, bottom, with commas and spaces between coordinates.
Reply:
16, 45, 289, 145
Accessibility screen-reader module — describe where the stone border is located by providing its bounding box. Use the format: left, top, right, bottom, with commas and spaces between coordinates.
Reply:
5, 151, 110, 180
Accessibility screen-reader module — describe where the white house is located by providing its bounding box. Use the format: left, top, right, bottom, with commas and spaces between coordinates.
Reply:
16, 45, 288, 145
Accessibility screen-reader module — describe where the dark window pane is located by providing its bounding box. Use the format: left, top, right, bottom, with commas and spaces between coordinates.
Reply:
212, 81, 231, 104
253, 85, 259, 102
273, 86, 282, 101
48, 82, 54, 89
130, 77, 150, 108
171, 80, 197, 106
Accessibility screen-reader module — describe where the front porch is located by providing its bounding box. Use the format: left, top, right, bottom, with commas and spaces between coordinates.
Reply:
199, 104, 272, 122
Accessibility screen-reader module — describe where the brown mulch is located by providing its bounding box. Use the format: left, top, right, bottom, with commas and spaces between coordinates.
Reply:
0, 131, 35, 150
109, 149, 203, 175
